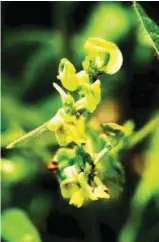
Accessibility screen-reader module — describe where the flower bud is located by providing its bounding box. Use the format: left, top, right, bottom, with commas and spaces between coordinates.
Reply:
101, 123, 125, 137
101, 122, 125, 147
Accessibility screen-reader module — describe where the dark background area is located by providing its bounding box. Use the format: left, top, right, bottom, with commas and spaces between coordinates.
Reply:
1, 2, 159, 242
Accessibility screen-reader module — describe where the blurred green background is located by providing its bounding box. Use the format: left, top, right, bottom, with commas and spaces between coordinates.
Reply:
1, 2, 159, 242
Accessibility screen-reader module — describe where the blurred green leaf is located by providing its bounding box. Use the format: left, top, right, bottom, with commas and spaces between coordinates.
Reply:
118, 119, 159, 242
22, 45, 55, 85
3, 29, 62, 48
133, 2, 159, 57
3, 31, 64, 94
1, 93, 61, 149
1, 208, 41, 242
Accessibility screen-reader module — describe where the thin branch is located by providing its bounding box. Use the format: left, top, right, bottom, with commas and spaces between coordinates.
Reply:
6, 122, 48, 149
129, 113, 159, 148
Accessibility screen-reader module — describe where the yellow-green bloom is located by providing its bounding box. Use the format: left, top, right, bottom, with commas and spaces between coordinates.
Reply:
84, 80, 101, 113
78, 172, 97, 201
89, 79, 101, 105
74, 80, 101, 113
93, 185, 110, 199
83, 37, 123, 75
76, 70, 90, 86
60, 166, 85, 207
47, 109, 64, 132
47, 109, 85, 146
60, 179, 80, 199
93, 176, 110, 199
57, 58, 79, 91
69, 189, 84, 208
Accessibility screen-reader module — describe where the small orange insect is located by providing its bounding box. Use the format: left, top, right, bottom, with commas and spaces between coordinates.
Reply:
47, 161, 58, 174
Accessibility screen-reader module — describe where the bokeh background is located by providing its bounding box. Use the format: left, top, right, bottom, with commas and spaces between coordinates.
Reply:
1, 1, 159, 242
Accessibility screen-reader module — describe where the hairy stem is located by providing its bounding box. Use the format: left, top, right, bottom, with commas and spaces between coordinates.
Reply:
6, 122, 48, 149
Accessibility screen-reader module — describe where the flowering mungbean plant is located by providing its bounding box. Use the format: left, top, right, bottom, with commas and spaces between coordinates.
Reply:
7, 37, 134, 208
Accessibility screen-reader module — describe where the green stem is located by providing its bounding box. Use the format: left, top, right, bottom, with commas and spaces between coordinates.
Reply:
129, 113, 159, 148
94, 147, 110, 164
6, 122, 48, 149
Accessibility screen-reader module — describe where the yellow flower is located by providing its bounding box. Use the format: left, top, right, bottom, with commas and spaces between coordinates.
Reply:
83, 37, 123, 75
84, 80, 101, 113
74, 80, 101, 113
76, 71, 90, 86
47, 110, 64, 132
78, 172, 97, 201
47, 109, 85, 146
75, 116, 86, 139
93, 185, 110, 199
69, 189, 84, 208
93, 176, 110, 199
57, 58, 79, 91
60, 179, 80, 199
90, 79, 101, 105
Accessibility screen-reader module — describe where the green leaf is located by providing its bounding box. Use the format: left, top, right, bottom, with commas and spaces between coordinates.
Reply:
133, 2, 159, 57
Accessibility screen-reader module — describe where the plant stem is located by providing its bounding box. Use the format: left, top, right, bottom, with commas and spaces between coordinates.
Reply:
94, 146, 111, 164
6, 122, 48, 149
129, 113, 159, 148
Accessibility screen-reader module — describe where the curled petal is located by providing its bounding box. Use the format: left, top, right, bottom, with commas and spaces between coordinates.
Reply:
84, 37, 123, 75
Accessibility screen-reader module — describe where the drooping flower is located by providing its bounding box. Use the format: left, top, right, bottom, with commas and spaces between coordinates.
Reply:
83, 37, 123, 75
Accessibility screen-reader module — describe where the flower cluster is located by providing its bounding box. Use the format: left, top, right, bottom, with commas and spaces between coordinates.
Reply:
46, 38, 125, 207
7, 37, 127, 207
